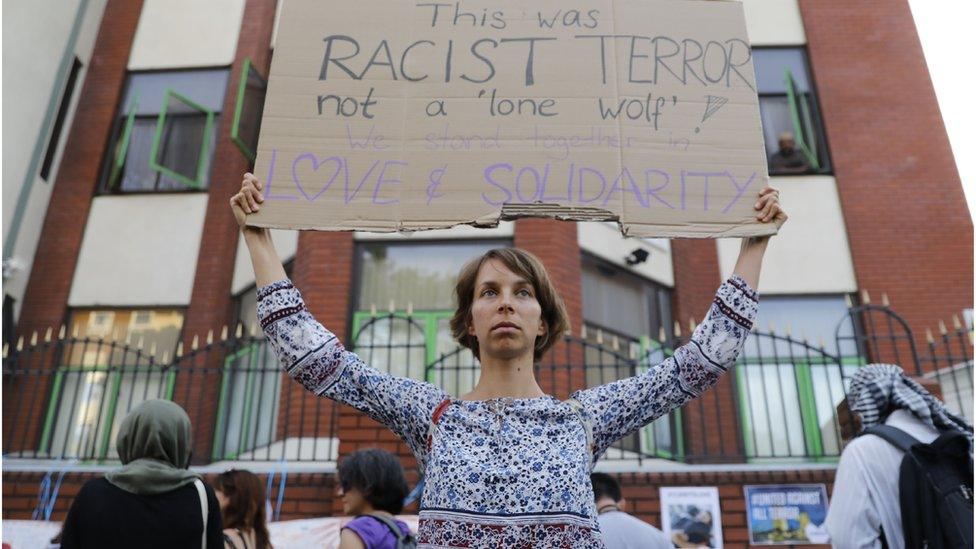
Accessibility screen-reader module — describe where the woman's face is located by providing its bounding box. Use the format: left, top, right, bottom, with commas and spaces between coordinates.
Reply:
467, 259, 546, 361
337, 484, 368, 516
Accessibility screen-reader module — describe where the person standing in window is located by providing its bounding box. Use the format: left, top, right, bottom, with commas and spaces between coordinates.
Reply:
768, 132, 811, 174
59, 400, 223, 548
214, 469, 273, 549
230, 173, 785, 548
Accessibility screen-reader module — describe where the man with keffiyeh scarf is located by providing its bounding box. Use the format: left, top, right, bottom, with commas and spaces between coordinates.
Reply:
825, 363, 973, 549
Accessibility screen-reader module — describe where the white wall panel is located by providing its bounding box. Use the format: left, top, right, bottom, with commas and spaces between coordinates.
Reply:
128, 0, 245, 69
69, 195, 209, 306
717, 176, 857, 294
741, 0, 806, 46
579, 222, 673, 287
2, 0, 108, 318
231, 229, 299, 294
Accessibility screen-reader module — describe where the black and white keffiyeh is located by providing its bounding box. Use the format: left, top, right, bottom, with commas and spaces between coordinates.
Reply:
848, 363, 973, 451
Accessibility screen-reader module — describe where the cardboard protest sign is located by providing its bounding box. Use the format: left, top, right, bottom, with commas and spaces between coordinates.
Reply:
250, 0, 774, 237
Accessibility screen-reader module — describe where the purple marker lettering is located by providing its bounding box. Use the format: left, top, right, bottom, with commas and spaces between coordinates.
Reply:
721, 171, 758, 213
264, 149, 297, 201
372, 160, 405, 205
644, 169, 675, 209
482, 163, 513, 206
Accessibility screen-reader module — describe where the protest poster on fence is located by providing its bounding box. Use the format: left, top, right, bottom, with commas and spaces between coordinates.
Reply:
249, 0, 774, 237
744, 484, 830, 545
660, 486, 724, 548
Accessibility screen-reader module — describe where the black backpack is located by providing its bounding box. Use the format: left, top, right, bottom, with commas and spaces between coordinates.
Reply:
366, 513, 418, 549
863, 425, 974, 549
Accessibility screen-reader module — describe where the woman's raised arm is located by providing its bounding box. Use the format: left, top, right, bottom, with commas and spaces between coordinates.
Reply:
230, 173, 287, 287
230, 173, 448, 469
570, 187, 785, 463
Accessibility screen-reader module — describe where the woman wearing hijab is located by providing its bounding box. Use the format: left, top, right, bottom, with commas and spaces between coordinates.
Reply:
59, 399, 223, 548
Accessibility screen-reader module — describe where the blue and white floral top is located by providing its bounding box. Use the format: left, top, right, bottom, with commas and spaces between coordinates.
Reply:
257, 275, 758, 548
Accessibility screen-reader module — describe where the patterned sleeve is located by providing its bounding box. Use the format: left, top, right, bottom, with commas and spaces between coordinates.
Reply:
256, 279, 448, 468
571, 275, 758, 461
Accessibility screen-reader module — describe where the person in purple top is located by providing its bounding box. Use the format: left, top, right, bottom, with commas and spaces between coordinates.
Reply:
338, 449, 415, 549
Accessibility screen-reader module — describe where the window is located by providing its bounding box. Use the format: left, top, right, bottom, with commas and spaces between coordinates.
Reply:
100, 69, 229, 193
42, 309, 184, 459
753, 48, 831, 175
212, 285, 283, 460
41, 57, 82, 181
2, 294, 14, 347
581, 255, 673, 342
231, 58, 268, 162
736, 295, 861, 461
581, 256, 679, 459
352, 241, 507, 392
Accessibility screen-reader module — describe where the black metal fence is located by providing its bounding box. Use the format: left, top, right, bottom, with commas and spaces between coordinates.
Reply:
3, 302, 971, 465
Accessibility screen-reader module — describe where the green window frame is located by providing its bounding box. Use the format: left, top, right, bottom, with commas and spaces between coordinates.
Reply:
785, 69, 821, 170
39, 363, 177, 461
108, 93, 139, 188
637, 336, 685, 460
148, 89, 215, 189
211, 342, 281, 461
230, 58, 267, 163
352, 310, 457, 384
736, 356, 865, 463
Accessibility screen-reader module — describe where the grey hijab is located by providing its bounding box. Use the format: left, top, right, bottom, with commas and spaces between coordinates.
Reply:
104, 399, 200, 495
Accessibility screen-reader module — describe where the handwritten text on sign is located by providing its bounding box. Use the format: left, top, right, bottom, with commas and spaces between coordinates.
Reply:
252, 0, 773, 237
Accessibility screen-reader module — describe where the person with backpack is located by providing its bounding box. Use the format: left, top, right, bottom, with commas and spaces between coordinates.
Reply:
825, 363, 973, 549
338, 449, 417, 549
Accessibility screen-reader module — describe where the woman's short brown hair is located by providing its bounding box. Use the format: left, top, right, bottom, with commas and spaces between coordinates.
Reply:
450, 248, 570, 361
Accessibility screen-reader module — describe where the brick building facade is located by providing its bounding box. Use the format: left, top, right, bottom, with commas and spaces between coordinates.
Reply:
3, 0, 972, 546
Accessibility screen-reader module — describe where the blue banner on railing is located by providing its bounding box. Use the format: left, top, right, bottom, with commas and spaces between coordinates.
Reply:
743, 484, 830, 545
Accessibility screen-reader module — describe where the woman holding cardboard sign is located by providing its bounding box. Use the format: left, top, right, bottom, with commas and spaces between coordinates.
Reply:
231, 173, 784, 548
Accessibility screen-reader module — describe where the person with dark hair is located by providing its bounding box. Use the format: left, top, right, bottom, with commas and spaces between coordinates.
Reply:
214, 469, 273, 549
337, 449, 414, 549
231, 173, 785, 547
59, 400, 223, 548
590, 473, 669, 549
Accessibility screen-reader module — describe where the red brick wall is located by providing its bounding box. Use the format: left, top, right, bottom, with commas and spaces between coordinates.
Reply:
670, 239, 744, 461
618, 468, 835, 549
798, 0, 974, 355
175, 0, 278, 462
6, 0, 145, 453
